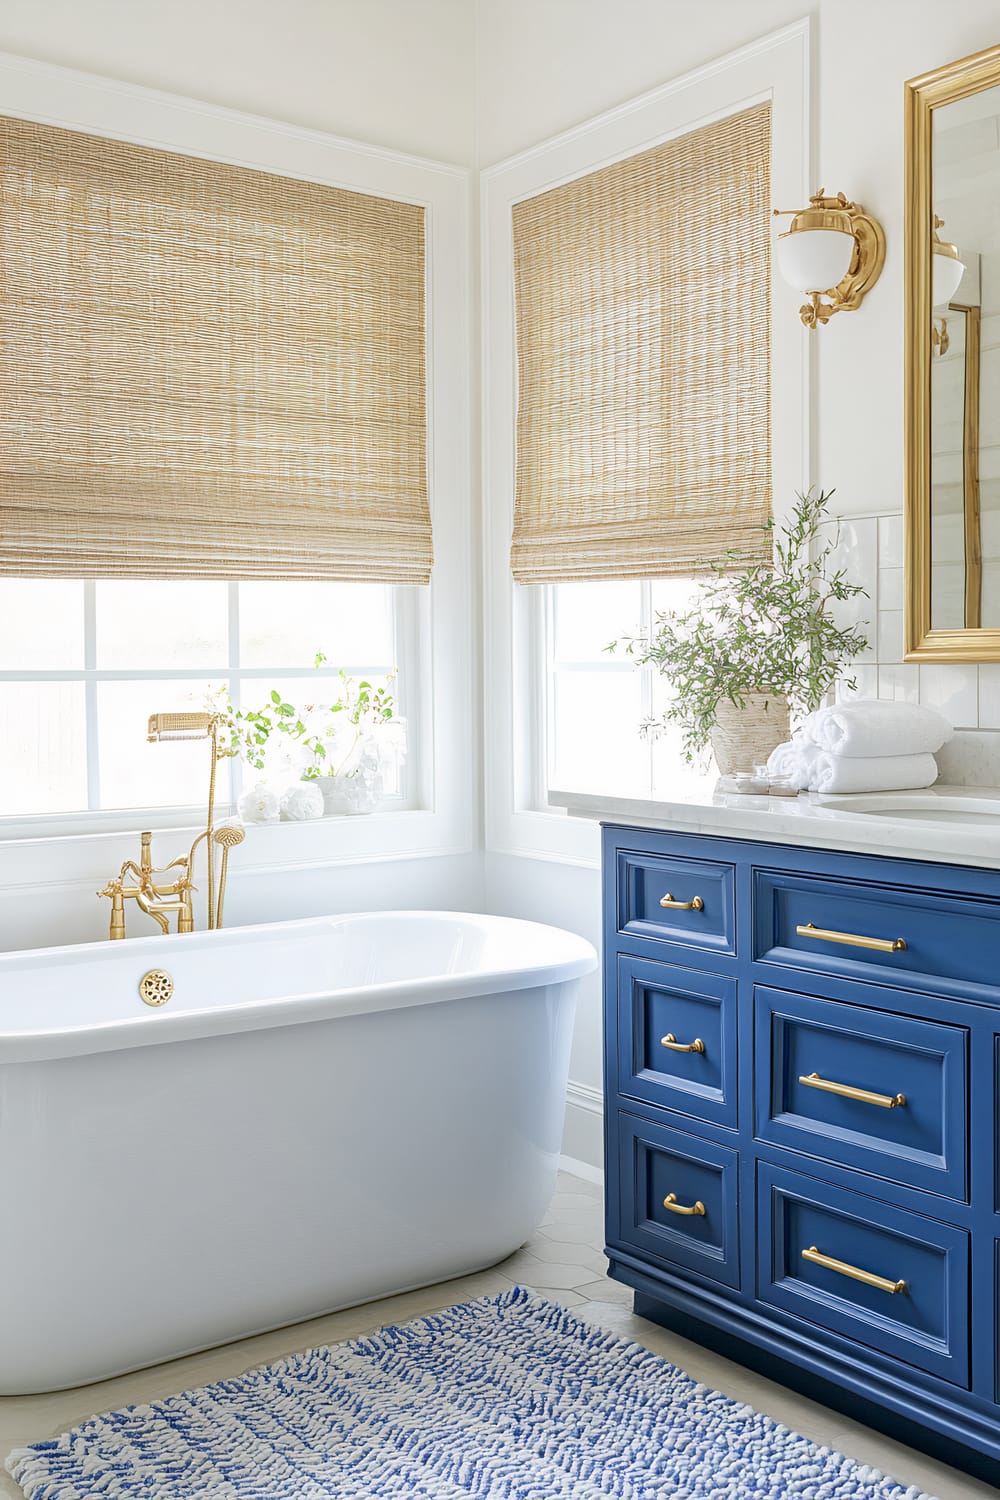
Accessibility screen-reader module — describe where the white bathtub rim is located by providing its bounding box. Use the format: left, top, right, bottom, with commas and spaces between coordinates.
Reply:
0, 909, 597, 1064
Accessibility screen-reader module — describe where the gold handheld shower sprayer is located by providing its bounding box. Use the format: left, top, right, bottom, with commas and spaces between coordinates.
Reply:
97, 711, 245, 941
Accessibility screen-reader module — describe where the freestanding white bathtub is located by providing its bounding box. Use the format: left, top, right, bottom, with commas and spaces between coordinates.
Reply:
0, 910, 596, 1394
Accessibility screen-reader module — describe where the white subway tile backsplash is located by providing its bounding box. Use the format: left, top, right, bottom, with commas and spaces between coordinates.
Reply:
877, 513, 904, 569
825, 510, 1000, 767
919, 663, 979, 726
878, 664, 920, 702
837, 665, 878, 701
978, 664, 1000, 729
878, 567, 903, 612
824, 517, 878, 661
876, 609, 904, 663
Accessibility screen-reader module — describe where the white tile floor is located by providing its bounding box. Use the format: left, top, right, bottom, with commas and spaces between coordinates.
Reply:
0, 1172, 993, 1498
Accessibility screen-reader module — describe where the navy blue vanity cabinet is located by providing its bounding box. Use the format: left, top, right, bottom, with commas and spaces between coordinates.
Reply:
602, 823, 1000, 1484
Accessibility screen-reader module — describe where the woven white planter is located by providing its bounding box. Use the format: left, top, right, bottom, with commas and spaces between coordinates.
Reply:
710, 694, 789, 776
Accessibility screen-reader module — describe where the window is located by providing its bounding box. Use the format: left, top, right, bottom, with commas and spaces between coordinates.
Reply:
0, 579, 414, 827
483, 22, 809, 862
543, 581, 714, 803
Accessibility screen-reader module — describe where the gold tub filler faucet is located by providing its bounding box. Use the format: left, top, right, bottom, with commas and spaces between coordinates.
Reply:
98, 712, 245, 941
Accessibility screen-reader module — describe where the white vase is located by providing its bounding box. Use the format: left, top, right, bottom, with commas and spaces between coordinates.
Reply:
314, 772, 382, 816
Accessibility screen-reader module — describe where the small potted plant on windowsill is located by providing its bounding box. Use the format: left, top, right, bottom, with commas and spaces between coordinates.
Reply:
212, 664, 407, 820
609, 490, 869, 776
298, 661, 406, 815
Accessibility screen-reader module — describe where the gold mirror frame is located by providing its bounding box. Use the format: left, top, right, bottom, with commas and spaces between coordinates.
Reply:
904, 43, 1000, 661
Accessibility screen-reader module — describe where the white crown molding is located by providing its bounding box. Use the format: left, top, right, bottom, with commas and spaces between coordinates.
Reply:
0, 49, 468, 190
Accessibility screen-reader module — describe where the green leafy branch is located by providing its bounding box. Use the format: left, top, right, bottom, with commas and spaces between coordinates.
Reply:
607, 489, 869, 764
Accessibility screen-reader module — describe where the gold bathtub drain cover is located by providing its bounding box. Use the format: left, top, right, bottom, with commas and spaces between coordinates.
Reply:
139, 969, 174, 1007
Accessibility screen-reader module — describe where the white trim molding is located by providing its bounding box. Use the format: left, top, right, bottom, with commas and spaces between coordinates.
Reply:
558, 1154, 605, 1188
481, 20, 813, 866
0, 51, 476, 910
566, 1079, 604, 1117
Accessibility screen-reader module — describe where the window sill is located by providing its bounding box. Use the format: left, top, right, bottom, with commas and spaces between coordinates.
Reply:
0, 807, 467, 893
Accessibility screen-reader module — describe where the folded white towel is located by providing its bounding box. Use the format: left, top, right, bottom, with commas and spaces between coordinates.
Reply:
803, 699, 952, 758
767, 739, 939, 794
811, 751, 938, 795
767, 740, 823, 791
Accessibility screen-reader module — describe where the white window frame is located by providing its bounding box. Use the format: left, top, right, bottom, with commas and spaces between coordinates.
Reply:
0, 50, 473, 888
543, 581, 656, 803
481, 20, 813, 866
0, 580, 421, 840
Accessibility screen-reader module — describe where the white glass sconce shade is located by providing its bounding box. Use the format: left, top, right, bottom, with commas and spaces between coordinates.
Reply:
772, 191, 885, 328
775, 228, 854, 294
932, 249, 965, 310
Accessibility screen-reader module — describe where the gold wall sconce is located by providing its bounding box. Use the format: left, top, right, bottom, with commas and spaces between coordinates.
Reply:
773, 190, 886, 328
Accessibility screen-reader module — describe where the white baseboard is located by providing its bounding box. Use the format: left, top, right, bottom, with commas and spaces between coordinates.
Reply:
566, 1078, 603, 1115
562, 1078, 604, 1176
558, 1153, 604, 1186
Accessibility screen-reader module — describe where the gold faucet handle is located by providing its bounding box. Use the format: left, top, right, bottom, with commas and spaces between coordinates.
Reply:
97, 879, 123, 899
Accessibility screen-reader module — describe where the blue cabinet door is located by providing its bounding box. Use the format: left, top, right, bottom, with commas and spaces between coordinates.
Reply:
612, 1111, 740, 1289
753, 865, 1000, 1001
615, 845, 736, 956
754, 984, 968, 1201
757, 1161, 969, 1388
617, 955, 737, 1128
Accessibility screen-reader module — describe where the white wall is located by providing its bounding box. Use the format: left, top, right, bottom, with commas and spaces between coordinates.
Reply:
0, 0, 475, 163
477, 0, 1000, 1168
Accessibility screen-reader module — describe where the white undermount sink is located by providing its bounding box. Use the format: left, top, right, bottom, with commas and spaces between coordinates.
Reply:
819, 793, 1000, 827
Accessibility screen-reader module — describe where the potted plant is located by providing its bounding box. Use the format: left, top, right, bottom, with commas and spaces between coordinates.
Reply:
609, 490, 869, 775
210, 664, 406, 818
299, 662, 406, 814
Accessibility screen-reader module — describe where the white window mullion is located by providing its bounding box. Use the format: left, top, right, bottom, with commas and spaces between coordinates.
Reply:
83, 580, 100, 811
227, 581, 243, 812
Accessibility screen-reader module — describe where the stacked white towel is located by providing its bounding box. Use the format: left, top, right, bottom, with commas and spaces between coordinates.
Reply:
767, 699, 952, 794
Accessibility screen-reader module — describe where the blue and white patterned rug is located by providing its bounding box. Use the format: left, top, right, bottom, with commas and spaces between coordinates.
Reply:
6, 1286, 935, 1499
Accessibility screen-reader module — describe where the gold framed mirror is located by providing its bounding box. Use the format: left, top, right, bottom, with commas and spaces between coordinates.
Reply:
905, 43, 1000, 660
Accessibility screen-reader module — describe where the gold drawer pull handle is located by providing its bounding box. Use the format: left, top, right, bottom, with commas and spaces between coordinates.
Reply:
802, 1245, 907, 1295
661, 1032, 706, 1054
800, 1072, 905, 1110
660, 892, 704, 911
796, 922, 906, 954
663, 1193, 706, 1216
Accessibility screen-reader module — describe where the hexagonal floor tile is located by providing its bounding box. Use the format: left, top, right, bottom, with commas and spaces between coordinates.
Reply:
498, 1250, 598, 1290
574, 1278, 634, 1305
526, 1238, 608, 1274
538, 1219, 603, 1244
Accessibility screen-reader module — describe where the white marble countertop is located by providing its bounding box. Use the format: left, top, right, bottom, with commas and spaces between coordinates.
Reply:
549, 784, 1000, 871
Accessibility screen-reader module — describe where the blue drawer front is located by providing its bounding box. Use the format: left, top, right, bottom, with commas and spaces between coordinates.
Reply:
754, 985, 968, 1201
613, 1112, 739, 1289
617, 847, 735, 956
753, 867, 1000, 999
758, 1163, 969, 1388
617, 955, 737, 1128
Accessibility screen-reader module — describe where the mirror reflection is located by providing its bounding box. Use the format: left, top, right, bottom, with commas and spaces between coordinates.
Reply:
930, 84, 1000, 629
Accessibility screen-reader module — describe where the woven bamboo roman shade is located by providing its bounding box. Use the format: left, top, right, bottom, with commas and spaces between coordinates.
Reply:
510, 102, 771, 583
0, 116, 431, 581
